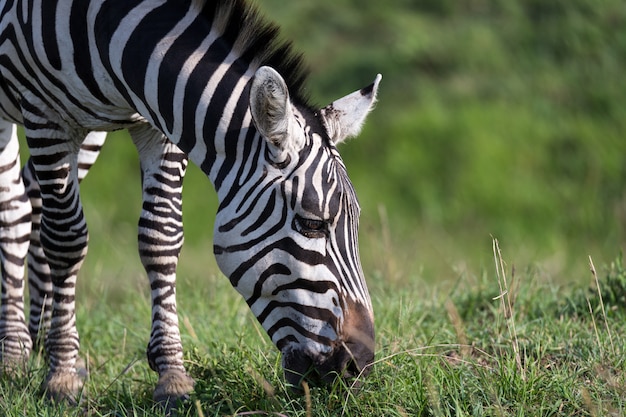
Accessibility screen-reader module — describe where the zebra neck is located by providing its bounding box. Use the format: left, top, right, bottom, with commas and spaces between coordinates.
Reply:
96, 0, 264, 185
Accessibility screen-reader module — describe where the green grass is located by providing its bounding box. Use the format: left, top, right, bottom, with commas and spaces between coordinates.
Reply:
2, 237, 625, 416
5, 1, 626, 414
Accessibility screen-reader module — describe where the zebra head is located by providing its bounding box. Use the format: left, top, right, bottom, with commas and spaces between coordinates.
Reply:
213, 66, 379, 388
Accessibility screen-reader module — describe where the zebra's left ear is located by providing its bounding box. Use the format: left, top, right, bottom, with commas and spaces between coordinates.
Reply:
250, 66, 302, 151
320, 74, 382, 144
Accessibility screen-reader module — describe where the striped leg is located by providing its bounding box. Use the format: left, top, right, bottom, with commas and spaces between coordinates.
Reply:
129, 125, 193, 406
25, 125, 191, 405
0, 120, 32, 370
23, 132, 106, 348
24, 116, 86, 402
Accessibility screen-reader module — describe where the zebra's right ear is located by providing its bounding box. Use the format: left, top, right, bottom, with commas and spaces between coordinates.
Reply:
250, 66, 302, 152
320, 74, 382, 144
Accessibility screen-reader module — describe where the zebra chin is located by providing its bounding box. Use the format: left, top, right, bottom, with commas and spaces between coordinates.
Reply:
281, 303, 375, 390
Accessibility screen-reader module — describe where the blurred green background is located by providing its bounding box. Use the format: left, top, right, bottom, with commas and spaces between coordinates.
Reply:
23, 0, 626, 290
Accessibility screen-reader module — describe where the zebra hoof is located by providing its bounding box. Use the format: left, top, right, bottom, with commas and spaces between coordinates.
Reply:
153, 369, 195, 413
44, 369, 86, 405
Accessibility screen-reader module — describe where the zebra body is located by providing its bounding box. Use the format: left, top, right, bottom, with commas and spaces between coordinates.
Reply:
0, 0, 379, 404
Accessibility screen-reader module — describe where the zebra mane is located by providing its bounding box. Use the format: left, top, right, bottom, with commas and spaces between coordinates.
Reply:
199, 0, 313, 109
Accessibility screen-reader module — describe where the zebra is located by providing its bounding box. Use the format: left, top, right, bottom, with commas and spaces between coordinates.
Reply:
0, 0, 380, 406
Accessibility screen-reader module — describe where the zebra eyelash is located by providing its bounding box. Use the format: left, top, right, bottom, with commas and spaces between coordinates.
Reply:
293, 214, 329, 239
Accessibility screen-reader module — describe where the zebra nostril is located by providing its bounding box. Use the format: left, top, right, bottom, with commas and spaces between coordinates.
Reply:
344, 357, 360, 378
282, 348, 318, 389
341, 339, 374, 379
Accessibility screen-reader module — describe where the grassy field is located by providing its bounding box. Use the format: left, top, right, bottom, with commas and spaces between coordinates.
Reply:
3, 1, 625, 415
1, 235, 625, 416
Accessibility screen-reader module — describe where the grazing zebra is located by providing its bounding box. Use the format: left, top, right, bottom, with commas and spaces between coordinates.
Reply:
0, 0, 380, 406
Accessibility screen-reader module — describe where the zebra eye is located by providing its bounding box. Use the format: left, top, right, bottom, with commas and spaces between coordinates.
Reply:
294, 214, 328, 239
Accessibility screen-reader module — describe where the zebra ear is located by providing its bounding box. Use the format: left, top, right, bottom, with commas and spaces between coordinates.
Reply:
250, 66, 296, 150
320, 74, 382, 144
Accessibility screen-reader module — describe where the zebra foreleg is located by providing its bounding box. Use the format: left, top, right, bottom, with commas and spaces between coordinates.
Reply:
25, 123, 87, 403
0, 121, 33, 371
130, 125, 193, 407
23, 132, 106, 350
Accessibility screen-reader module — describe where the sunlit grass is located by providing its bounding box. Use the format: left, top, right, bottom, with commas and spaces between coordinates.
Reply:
2, 228, 625, 416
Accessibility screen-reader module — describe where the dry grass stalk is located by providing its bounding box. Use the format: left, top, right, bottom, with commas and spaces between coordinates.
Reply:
183, 315, 199, 342
195, 400, 206, 417
580, 387, 599, 417
445, 299, 471, 358
247, 367, 276, 397
301, 380, 312, 417
586, 298, 603, 360
424, 370, 444, 417
492, 238, 525, 381
588, 256, 615, 356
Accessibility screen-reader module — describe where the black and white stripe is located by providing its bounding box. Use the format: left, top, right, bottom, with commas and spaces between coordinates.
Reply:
22, 130, 189, 368
22, 132, 109, 347
0, 120, 32, 367
0, 0, 379, 405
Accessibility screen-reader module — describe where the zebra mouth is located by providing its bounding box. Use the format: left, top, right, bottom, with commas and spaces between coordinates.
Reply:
281, 301, 376, 390
282, 341, 373, 390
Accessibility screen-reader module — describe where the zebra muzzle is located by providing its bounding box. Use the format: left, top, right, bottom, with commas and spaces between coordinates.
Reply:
282, 307, 375, 391
282, 339, 374, 390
